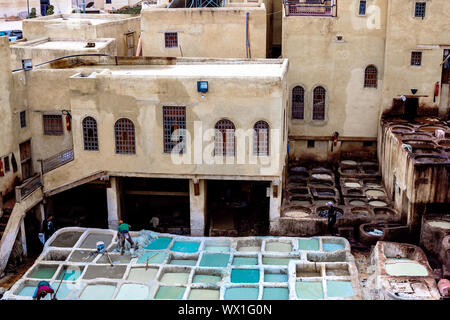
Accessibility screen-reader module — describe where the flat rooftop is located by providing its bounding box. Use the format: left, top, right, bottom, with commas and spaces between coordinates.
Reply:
23, 14, 138, 25
12, 38, 114, 51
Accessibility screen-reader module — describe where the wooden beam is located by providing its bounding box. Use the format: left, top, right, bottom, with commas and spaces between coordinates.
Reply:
125, 190, 189, 197
288, 136, 378, 141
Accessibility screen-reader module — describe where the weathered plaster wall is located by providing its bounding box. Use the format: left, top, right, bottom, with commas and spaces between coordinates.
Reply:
141, 5, 267, 58
0, 0, 40, 16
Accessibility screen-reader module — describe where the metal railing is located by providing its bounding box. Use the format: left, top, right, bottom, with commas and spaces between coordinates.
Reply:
15, 174, 42, 202
41, 148, 74, 174
285, 0, 336, 17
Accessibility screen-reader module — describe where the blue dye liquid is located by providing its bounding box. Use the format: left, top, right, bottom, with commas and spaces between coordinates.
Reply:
155, 286, 186, 299
264, 273, 288, 282
171, 241, 200, 253
199, 254, 230, 267
224, 287, 259, 300
145, 238, 172, 250
262, 287, 289, 300
231, 269, 259, 283
17, 286, 36, 297
322, 243, 345, 252
232, 257, 258, 266
299, 239, 320, 251
326, 281, 354, 298
137, 252, 167, 264
58, 269, 82, 281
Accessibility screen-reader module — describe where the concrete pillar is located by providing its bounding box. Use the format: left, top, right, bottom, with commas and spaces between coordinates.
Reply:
269, 180, 282, 221
39, 203, 45, 231
189, 179, 206, 236
107, 177, 121, 230
439, 84, 449, 118
20, 218, 27, 258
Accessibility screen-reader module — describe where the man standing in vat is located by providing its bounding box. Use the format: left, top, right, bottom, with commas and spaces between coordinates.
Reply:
42, 215, 56, 242
117, 220, 135, 255
326, 202, 337, 236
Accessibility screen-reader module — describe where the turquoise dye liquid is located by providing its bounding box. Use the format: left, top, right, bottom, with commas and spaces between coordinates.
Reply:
232, 257, 258, 266
262, 288, 289, 300
188, 289, 220, 300
205, 246, 230, 253
322, 243, 345, 252
192, 275, 221, 284
155, 286, 185, 299
225, 287, 259, 300
264, 273, 288, 282
299, 239, 320, 251
169, 259, 197, 266
54, 283, 72, 300
115, 284, 149, 300
199, 254, 230, 267
137, 252, 167, 264
58, 269, 82, 281
80, 284, 116, 300
145, 237, 172, 250
231, 269, 259, 283
295, 281, 324, 300
17, 286, 36, 297
171, 241, 200, 253
29, 266, 58, 279
326, 281, 354, 298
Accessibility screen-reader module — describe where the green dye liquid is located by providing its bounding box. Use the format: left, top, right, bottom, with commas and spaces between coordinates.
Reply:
127, 268, 158, 282
115, 284, 149, 300
295, 281, 324, 300
225, 287, 259, 300
29, 266, 58, 279
160, 272, 190, 284
137, 252, 167, 264
385, 262, 428, 276
265, 242, 292, 252
262, 257, 294, 266
199, 254, 230, 267
299, 239, 319, 251
155, 286, 186, 299
232, 257, 258, 266
192, 274, 221, 284
231, 269, 259, 283
205, 245, 230, 253
188, 289, 220, 300
169, 259, 197, 266
262, 287, 289, 300
171, 241, 200, 253
322, 243, 345, 252
326, 281, 354, 298
264, 273, 288, 282
238, 246, 260, 252
145, 237, 172, 250
80, 284, 116, 300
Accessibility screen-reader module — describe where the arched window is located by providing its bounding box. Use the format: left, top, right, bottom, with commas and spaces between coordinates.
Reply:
364, 65, 377, 88
214, 119, 235, 156
254, 121, 269, 156
82, 116, 98, 151
292, 86, 305, 120
114, 118, 135, 154
312, 86, 326, 121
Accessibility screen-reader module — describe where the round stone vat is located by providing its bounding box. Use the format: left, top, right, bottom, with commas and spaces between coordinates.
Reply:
391, 126, 414, 134
369, 200, 388, 207
419, 125, 447, 132
349, 199, 366, 206
373, 207, 396, 217
413, 148, 442, 155
315, 199, 336, 206
287, 181, 307, 188
401, 133, 431, 140
343, 181, 362, 188
283, 206, 312, 218
351, 207, 371, 217
288, 175, 308, 183
311, 173, 332, 180
346, 188, 363, 196
309, 179, 333, 187
362, 165, 378, 174
366, 189, 386, 198
438, 140, 450, 148
288, 188, 309, 195
316, 206, 343, 218
414, 155, 448, 163
402, 140, 435, 149
340, 160, 358, 166
341, 167, 358, 174
289, 195, 312, 206
315, 188, 335, 197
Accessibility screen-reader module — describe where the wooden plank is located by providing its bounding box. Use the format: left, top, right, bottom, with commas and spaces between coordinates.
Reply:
125, 190, 189, 197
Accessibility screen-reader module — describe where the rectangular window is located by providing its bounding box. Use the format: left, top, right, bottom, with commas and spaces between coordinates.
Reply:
163, 106, 186, 153
164, 32, 178, 48
411, 52, 422, 66
43, 114, 63, 135
307, 140, 315, 148
359, 1, 366, 15
3, 156, 10, 172
126, 32, 135, 57
20, 110, 26, 128
414, 2, 426, 18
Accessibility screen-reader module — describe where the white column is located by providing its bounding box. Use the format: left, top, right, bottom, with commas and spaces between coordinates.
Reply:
189, 179, 206, 236
269, 180, 282, 221
20, 218, 27, 258
39, 203, 45, 231
107, 177, 121, 230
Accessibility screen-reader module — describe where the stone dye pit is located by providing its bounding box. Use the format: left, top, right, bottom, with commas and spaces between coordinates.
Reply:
2, 227, 361, 300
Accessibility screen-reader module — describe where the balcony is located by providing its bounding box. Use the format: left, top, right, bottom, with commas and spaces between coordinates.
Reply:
285, 0, 336, 17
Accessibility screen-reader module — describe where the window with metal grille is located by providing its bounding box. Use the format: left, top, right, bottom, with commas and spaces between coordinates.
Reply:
126, 32, 135, 56
359, 1, 366, 15
3, 156, 10, 172
312, 86, 326, 121
292, 86, 305, 120
43, 114, 63, 135
20, 110, 26, 128
163, 106, 186, 153
364, 65, 378, 88
253, 121, 269, 156
114, 118, 135, 154
82, 116, 99, 151
214, 120, 235, 157
411, 52, 422, 66
414, 2, 426, 18
165, 32, 178, 48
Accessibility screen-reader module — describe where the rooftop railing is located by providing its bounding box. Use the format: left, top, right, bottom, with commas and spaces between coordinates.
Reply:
15, 174, 42, 202
285, 0, 337, 17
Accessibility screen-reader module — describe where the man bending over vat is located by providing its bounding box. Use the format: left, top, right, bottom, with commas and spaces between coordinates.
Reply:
117, 220, 135, 255
326, 202, 337, 236
33, 281, 55, 300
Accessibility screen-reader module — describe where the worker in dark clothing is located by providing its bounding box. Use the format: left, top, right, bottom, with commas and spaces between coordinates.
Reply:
117, 220, 135, 255
33, 281, 55, 300
42, 215, 56, 242
40, 0, 50, 16
326, 201, 337, 236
